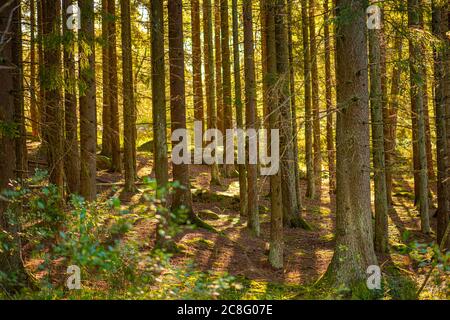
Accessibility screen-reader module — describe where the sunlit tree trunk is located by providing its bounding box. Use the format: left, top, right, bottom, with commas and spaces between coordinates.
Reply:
42, 0, 64, 191
265, 0, 283, 268
232, 0, 247, 217
322, 0, 377, 288
192, 0, 205, 132
107, 0, 121, 172
221, 0, 234, 177
151, 0, 169, 187
121, 0, 137, 192
323, 0, 336, 195
101, 0, 112, 157
408, 0, 431, 233
432, 0, 450, 247
301, 0, 315, 199
214, 0, 223, 134
79, 0, 98, 201
368, 18, 389, 254
203, 0, 221, 185
168, 0, 194, 213
63, 0, 80, 195
309, 0, 321, 193
243, 0, 259, 235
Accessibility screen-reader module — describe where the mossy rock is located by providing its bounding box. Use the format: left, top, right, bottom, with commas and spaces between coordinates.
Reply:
138, 140, 154, 153
198, 209, 220, 220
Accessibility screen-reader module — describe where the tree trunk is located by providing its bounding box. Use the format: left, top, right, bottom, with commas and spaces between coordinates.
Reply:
121, 0, 137, 192
265, 0, 283, 269
0, 0, 29, 292
287, 0, 301, 210
151, 0, 169, 187
301, 0, 315, 199
63, 0, 80, 195
368, 22, 389, 254
221, 0, 234, 177
203, 0, 221, 185
214, 0, 223, 135
323, 0, 378, 289
275, 0, 303, 228
192, 0, 204, 132
42, 0, 64, 191
79, 0, 98, 201
107, 0, 121, 172
168, 0, 194, 213
309, 0, 321, 193
324, 0, 336, 194
30, 0, 39, 137
384, 35, 403, 206
408, 0, 431, 233
432, 1, 450, 248
101, 0, 112, 157
243, 0, 259, 236
232, 0, 247, 217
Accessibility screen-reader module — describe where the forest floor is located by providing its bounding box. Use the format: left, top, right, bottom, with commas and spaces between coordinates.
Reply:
25, 145, 447, 299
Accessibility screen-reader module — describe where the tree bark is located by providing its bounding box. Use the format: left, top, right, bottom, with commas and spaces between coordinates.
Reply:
368, 21, 389, 254
0, 0, 29, 292
121, 0, 137, 192
42, 0, 64, 191
101, 0, 112, 157
432, 1, 450, 248
30, 0, 39, 137
408, 0, 431, 233
265, 0, 284, 269
63, 0, 80, 195
324, 0, 336, 194
192, 0, 204, 132
301, 0, 315, 199
79, 0, 98, 201
107, 0, 121, 172
323, 0, 378, 289
243, 0, 259, 236
221, 0, 234, 177
309, 0, 321, 193
203, 0, 221, 185
168, 0, 194, 213
214, 0, 223, 135
233, 0, 247, 217
151, 0, 169, 187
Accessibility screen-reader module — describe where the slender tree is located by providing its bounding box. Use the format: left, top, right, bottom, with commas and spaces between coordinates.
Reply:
214, 0, 223, 134
432, 0, 450, 247
221, 0, 234, 177
30, 0, 39, 137
121, 0, 137, 192
192, 0, 204, 131
322, 0, 378, 288
63, 0, 80, 195
408, 0, 431, 233
232, 0, 247, 217
309, 0, 322, 192
243, 0, 259, 235
265, 0, 283, 269
42, 0, 64, 190
287, 0, 301, 209
301, 0, 315, 198
151, 0, 169, 187
203, 0, 221, 185
384, 35, 403, 205
107, 0, 121, 172
0, 0, 29, 292
324, 0, 336, 194
275, 0, 305, 228
79, 0, 97, 201
168, 0, 194, 213
368, 12, 389, 253
101, 0, 112, 157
